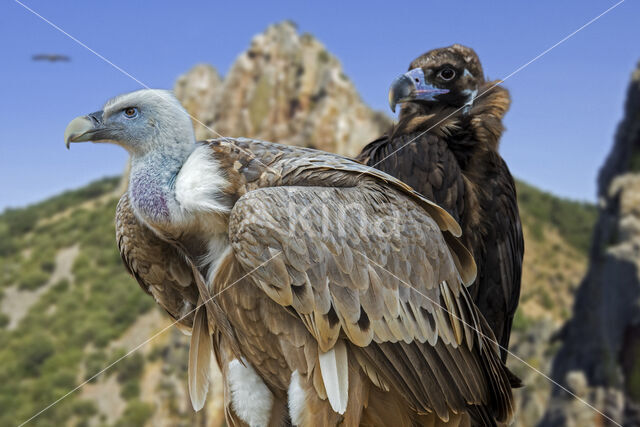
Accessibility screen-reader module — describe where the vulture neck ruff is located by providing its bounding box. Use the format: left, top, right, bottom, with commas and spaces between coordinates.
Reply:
393, 81, 509, 150
129, 144, 231, 237
394, 104, 466, 140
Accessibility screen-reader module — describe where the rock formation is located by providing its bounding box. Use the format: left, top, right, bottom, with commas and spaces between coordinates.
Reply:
174, 64, 223, 140
174, 21, 391, 157
541, 62, 640, 426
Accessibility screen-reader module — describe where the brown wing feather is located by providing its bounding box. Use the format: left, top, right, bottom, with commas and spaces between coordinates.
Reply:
226, 177, 514, 423
115, 193, 198, 328
205, 137, 463, 238
470, 155, 523, 361
188, 303, 213, 411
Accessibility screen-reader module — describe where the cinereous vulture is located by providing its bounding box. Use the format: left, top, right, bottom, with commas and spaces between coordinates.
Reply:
65, 89, 517, 426
358, 45, 524, 363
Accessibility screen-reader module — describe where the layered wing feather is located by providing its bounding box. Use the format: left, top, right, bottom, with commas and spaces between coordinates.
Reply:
472, 156, 523, 361
116, 193, 198, 329
355, 84, 523, 362
229, 183, 473, 351
117, 193, 237, 412
213, 140, 515, 422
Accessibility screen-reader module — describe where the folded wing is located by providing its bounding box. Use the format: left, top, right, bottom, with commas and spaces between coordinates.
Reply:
116, 193, 199, 330
227, 167, 514, 422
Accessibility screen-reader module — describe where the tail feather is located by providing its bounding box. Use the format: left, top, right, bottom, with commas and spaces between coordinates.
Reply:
188, 304, 213, 411
318, 340, 349, 414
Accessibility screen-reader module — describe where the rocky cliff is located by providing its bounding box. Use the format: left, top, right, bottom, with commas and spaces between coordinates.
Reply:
174, 21, 391, 157
541, 63, 640, 426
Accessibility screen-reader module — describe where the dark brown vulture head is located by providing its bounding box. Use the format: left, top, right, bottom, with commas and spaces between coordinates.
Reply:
389, 44, 485, 116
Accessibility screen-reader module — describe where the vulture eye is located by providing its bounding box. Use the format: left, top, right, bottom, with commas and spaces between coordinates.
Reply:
123, 107, 138, 118
438, 68, 456, 81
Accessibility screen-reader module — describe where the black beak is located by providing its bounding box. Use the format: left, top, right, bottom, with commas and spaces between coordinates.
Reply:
388, 68, 450, 113
388, 75, 414, 113
64, 110, 105, 149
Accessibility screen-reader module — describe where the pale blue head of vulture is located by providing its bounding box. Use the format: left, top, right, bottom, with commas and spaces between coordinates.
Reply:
64, 89, 195, 156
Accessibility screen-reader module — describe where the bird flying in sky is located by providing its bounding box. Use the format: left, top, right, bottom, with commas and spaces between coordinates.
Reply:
32, 53, 70, 62
357, 44, 524, 363
65, 89, 518, 426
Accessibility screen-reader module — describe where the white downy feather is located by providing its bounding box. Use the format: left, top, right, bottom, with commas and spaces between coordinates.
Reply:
228, 358, 274, 427
288, 370, 306, 426
318, 340, 349, 414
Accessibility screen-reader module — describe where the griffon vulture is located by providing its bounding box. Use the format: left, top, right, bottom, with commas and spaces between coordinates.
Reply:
65, 89, 517, 426
358, 45, 524, 362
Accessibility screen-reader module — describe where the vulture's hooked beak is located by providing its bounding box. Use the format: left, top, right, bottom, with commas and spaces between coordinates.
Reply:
64, 110, 105, 149
388, 68, 449, 113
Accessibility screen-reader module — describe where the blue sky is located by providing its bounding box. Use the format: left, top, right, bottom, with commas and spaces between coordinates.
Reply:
0, 0, 638, 209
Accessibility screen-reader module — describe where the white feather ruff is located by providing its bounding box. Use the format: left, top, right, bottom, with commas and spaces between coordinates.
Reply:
175, 145, 230, 219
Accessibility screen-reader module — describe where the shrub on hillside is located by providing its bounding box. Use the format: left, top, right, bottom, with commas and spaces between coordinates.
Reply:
0, 313, 9, 328
19, 269, 49, 290
84, 350, 108, 383
16, 333, 55, 376
115, 400, 154, 427
516, 180, 597, 254
116, 353, 144, 384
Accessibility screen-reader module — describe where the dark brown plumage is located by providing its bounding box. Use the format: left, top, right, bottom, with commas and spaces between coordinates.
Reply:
357, 44, 524, 363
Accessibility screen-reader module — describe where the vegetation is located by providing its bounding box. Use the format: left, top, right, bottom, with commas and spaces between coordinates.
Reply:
0, 177, 153, 426
512, 309, 533, 332
629, 148, 640, 173
515, 179, 598, 254
0, 177, 119, 241
115, 352, 145, 400
114, 400, 154, 427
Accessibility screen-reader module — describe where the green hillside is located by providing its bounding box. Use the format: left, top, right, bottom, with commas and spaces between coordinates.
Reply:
516, 179, 597, 255
0, 176, 597, 426
0, 177, 157, 427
